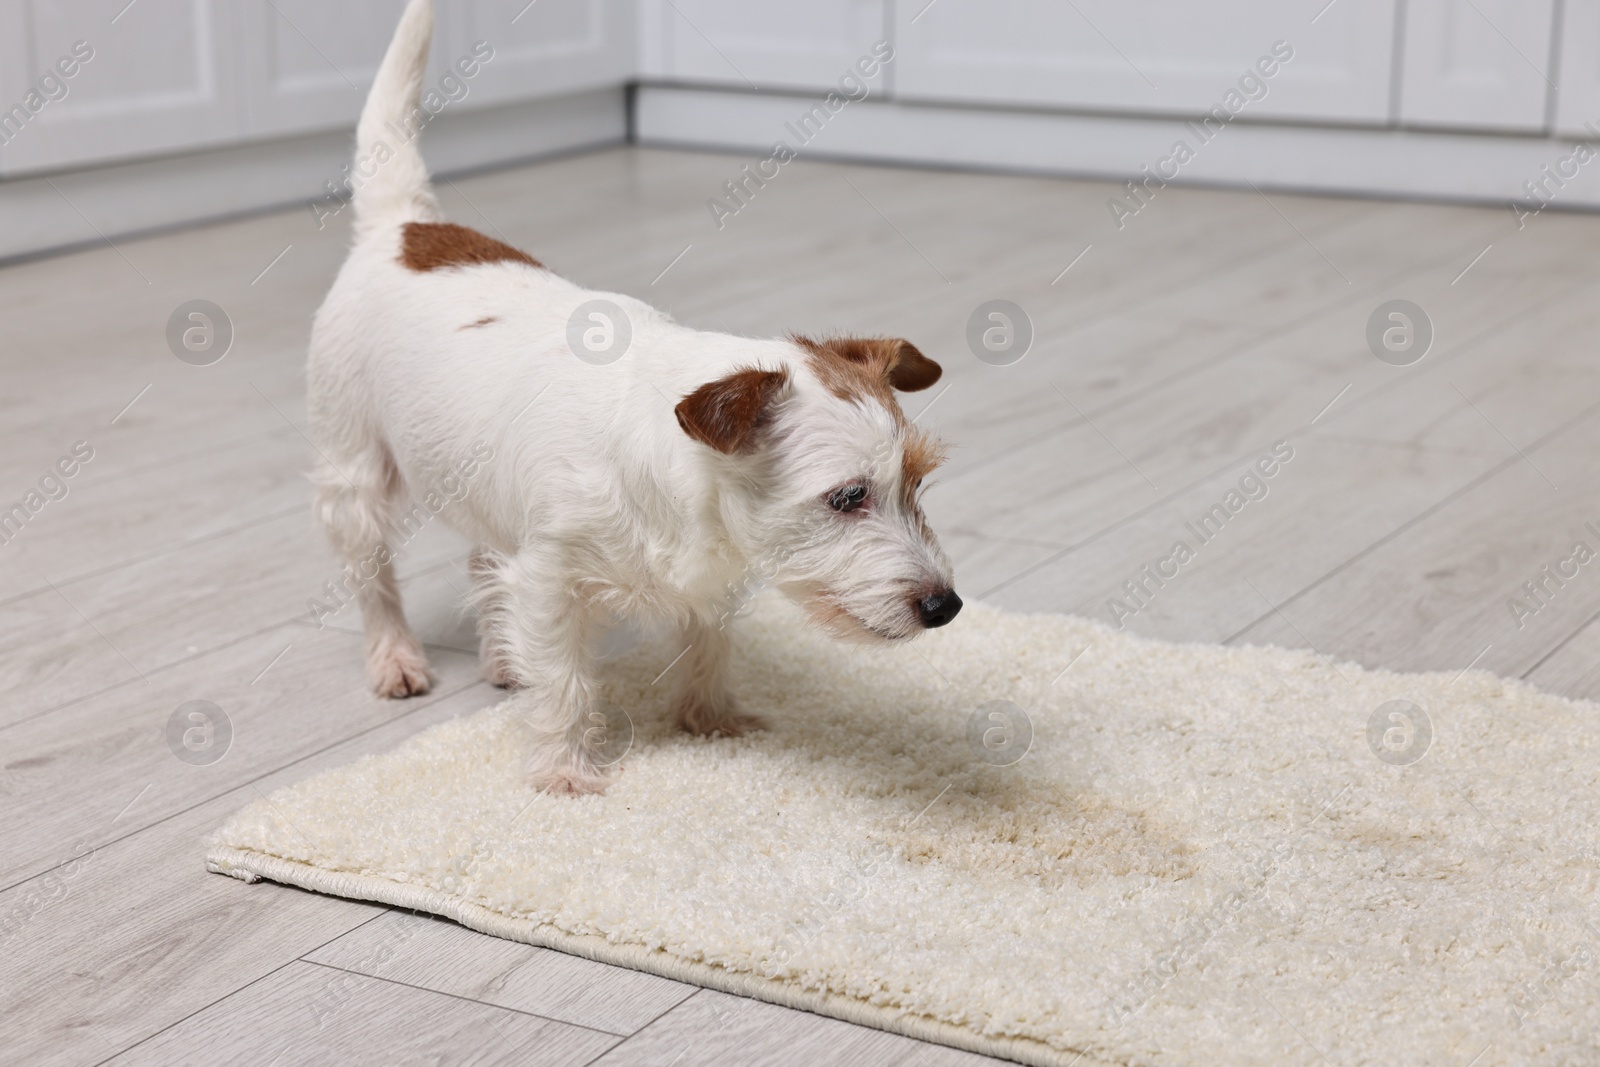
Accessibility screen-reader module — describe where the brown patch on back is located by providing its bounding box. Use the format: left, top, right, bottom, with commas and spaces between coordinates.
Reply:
675, 367, 790, 455
400, 221, 542, 273
460, 315, 499, 330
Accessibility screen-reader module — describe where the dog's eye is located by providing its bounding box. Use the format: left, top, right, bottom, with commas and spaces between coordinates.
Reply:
828, 485, 868, 513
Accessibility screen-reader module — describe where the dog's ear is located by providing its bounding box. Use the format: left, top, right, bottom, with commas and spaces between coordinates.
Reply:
675, 367, 790, 455
796, 336, 941, 394
883, 340, 941, 392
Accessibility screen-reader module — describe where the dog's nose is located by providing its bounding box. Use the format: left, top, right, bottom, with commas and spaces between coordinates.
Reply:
917, 590, 962, 628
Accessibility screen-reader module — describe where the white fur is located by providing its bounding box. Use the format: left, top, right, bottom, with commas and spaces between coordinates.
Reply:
307, 0, 956, 794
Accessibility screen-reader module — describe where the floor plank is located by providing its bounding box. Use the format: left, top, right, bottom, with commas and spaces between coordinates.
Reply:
305, 910, 694, 1036
1, 488, 471, 685
1523, 611, 1600, 699
0, 620, 481, 888
0, 685, 497, 1066
1231, 407, 1600, 675
102, 961, 618, 1067
0, 428, 309, 604
990, 435, 1496, 640
974, 289, 1600, 637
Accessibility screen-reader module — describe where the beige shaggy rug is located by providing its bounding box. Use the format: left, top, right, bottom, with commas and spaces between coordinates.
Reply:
207, 597, 1600, 1067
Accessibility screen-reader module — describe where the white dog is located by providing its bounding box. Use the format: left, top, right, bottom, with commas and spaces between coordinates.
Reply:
308, 0, 962, 795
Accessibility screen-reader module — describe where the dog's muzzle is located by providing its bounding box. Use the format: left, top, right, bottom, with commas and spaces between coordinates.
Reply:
917, 590, 962, 628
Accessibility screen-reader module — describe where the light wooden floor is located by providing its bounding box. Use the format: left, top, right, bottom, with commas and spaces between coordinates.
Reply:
3, 145, 1598, 1065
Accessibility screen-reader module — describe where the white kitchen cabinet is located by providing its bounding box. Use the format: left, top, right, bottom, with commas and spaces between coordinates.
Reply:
1398, 0, 1555, 131
238, 0, 629, 140
0, 0, 633, 178
442, 0, 635, 109
637, 0, 887, 93
891, 0, 1399, 124
0, 0, 242, 176
1554, 0, 1600, 135
4, 0, 1599, 240
238, 0, 412, 139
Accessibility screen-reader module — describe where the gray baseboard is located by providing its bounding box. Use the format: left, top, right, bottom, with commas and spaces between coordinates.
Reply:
635, 84, 1600, 215
0, 88, 627, 264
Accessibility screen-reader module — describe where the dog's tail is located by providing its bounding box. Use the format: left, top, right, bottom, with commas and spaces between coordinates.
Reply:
352, 0, 439, 237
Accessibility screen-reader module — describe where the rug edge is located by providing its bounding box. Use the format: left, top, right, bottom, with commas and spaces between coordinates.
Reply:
204, 844, 1121, 1067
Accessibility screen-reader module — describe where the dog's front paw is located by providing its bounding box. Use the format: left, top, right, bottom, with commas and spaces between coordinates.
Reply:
526, 744, 613, 796
368, 635, 433, 698
674, 696, 767, 738
531, 768, 614, 796
482, 653, 518, 689
477, 631, 520, 689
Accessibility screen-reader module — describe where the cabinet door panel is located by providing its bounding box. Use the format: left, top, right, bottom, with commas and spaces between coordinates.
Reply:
893, 0, 1398, 124
1399, 0, 1554, 131
237, 0, 630, 139
441, 0, 634, 108
1553, 0, 1600, 135
639, 0, 886, 92
0, 0, 240, 175
238, 0, 417, 139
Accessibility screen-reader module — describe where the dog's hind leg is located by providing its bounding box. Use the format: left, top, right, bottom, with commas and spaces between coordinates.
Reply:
468, 547, 516, 688
312, 448, 432, 698
671, 615, 765, 737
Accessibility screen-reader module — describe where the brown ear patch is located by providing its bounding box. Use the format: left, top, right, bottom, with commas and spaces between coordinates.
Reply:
792, 335, 942, 405
888, 342, 942, 392
400, 221, 542, 272
675, 367, 790, 455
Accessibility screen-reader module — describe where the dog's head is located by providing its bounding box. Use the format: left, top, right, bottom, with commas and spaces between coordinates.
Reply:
675, 335, 960, 641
